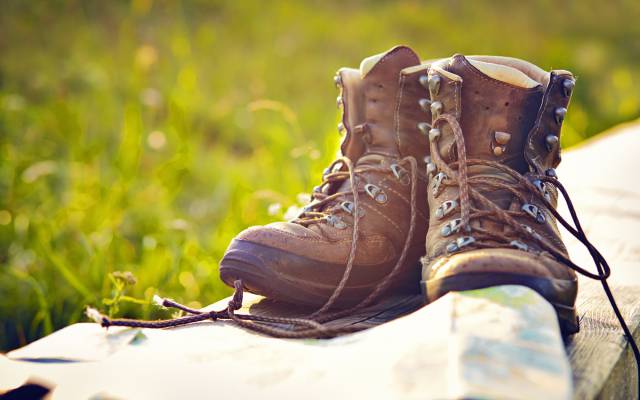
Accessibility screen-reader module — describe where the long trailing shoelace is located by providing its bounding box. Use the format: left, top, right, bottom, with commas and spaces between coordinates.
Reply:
87, 155, 419, 338
430, 113, 640, 392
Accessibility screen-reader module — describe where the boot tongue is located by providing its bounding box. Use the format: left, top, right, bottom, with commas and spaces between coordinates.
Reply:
443, 55, 544, 173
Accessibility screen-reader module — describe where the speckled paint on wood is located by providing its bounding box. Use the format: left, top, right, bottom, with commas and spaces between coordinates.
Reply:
3, 285, 571, 400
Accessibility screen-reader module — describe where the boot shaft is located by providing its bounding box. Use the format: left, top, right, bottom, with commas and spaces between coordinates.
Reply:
427, 54, 574, 174
220, 46, 436, 310
304, 46, 432, 246
424, 54, 576, 260
336, 46, 431, 167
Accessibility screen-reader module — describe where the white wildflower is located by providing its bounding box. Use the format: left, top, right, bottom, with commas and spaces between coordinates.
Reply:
85, 307, 104, 324
267, 203, 282, 216
153, 294, 166, 307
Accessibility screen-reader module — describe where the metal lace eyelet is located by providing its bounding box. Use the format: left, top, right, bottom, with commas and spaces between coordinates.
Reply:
520, 224, 543, 241
334, 219, 347, 229
533, 179, 551, 202
326, 214, 347, 229
419, 98, 431, 112
431, 101, 443, 117
435, 200, 458, 219
340, 201, 354, 215
554, 107, 567, 125
426, 162, 436, 176
428, 75, 441, 96
417, 122, 431, 135
390, 164, 410, 185
419, 75, 429, 88
432, 172, 448, 196
521, 203, 546, 224
340, 202, 365, 217
428, 128, 441, 143
364, 183, 388, 204
562, 79, 575, 97
334, 74, 342, 88
545, 134, 559, 152
545, 168, 558, 178
510, 240, 529, 252
441, 218, 462, 237
446, 236, 475, 253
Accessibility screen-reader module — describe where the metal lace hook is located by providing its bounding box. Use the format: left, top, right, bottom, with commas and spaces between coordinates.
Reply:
309, 156, 360, 318
432, 114, 472, 231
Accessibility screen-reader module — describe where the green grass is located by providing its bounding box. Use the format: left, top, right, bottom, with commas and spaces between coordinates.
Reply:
1, 0, 639, 351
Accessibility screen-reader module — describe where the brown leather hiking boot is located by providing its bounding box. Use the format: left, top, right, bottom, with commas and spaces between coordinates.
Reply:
419, 54, 582, 334
220, 46, 432, 309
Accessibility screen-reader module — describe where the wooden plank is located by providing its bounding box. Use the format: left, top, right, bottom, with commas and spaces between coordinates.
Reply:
568, 280, 640, 400
2, 285, 572, 400
557, 121, 640, 399
559, 119, 640, 288
226, 280, 640, 400
6, 281, 639, 399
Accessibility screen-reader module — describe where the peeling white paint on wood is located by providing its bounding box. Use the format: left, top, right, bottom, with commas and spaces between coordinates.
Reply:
2, 285, 571, 400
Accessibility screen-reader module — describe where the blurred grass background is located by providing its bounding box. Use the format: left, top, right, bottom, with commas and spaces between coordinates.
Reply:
1, 0, 639, 351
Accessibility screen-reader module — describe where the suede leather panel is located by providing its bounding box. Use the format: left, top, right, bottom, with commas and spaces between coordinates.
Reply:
236, 222, 396, 266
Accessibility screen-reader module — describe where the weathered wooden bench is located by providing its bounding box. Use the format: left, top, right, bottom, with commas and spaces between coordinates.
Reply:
2, 121, 640, 399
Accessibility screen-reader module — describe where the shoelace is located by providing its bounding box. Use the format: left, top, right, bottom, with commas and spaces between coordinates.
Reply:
87, 155, 420, 338
430, 113, 640, 393
292, 156, 360, 226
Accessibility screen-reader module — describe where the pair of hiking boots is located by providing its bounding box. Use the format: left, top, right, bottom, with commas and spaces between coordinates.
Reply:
219, 45, 582, 334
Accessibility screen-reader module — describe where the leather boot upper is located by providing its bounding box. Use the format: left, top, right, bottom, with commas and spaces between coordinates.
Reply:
225, 46, 433, 303
421, 54, 577, 283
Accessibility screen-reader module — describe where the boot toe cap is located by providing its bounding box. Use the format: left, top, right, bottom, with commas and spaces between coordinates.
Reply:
232, 222, 396, 266
219, 222, 413, 306
423, 248, 576, 282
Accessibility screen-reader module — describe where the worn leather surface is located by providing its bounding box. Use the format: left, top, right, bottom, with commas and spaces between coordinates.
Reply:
422, 54, 577, 285
525, 70, 574, 173
222, 46, 432, 300
428, 248, 575, 281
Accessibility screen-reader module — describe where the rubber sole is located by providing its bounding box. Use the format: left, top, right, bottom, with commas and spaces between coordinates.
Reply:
220, 239, 419, 308
422, 272, 579, 335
